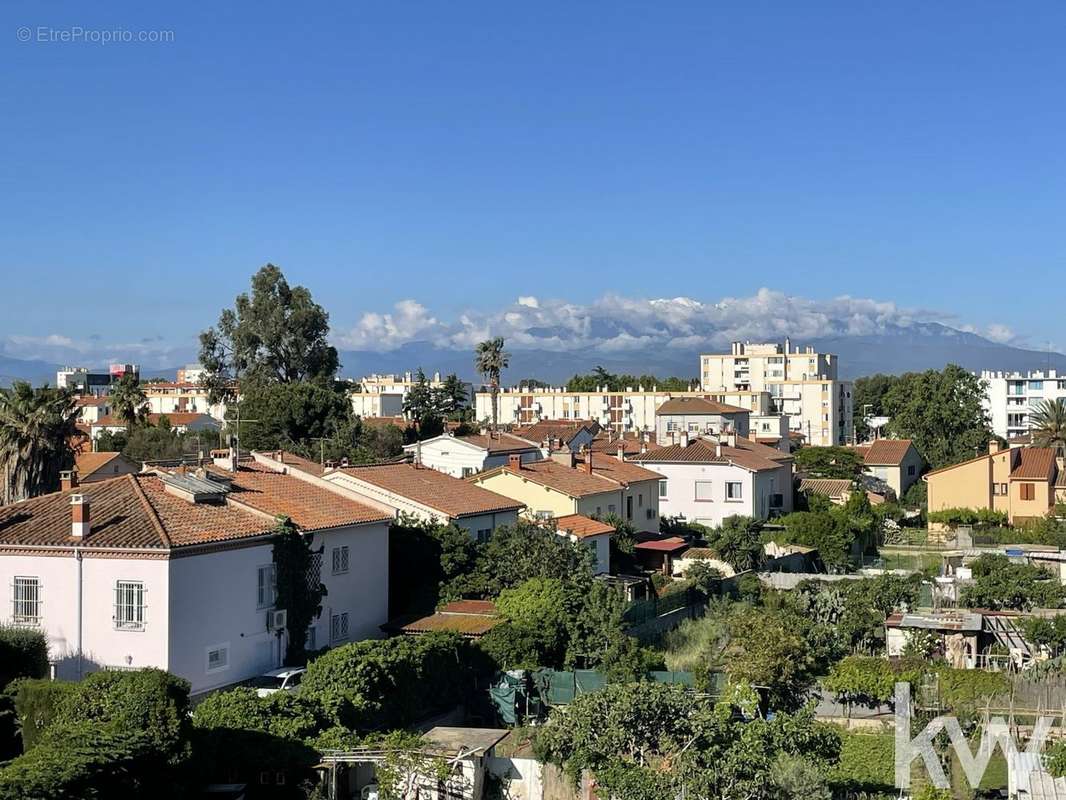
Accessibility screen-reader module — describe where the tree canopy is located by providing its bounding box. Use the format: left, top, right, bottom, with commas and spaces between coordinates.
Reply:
0, 382, 79, 503
199, 264, 339, 402
565, 368, 697, 392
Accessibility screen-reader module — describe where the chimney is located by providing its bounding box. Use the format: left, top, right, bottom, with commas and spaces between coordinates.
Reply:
680, 430, 689, 448
989, 440, 1001, 455
617, 444, 625, 461
60, 470, 78, 492
716, 441, 723, 458
414, 439, 423, 468
585, 450, 593, 474
640, 441, 648, 454
727, 431, 737, 448
229, 445, 239, 472
70, 494, 90, 539
509, 454, 522, 471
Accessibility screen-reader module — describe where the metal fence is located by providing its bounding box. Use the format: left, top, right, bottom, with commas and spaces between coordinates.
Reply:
622, 587, 701, 626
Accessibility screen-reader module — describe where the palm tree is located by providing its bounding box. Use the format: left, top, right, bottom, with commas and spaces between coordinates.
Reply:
0, 382, 80, 503
109, 373, 148, 430
1030, 398, 1066, 455
474, 337, 510, 431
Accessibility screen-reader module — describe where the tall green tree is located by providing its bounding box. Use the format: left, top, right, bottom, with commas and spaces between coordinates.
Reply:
852, 373, 899, 442
108, 373, 148, 430
436, 373, 469, 418
708, 515, 765, 572
883, 364, 991, 468
474, 337, 509, 431
0, 382, 79, 503
1030, 398, 1066, 455
199, 264, 339, 404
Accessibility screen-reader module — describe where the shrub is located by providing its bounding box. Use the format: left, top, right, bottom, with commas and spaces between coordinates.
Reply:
0, 626, 48, 691
300, 632, 475, 730
928, 507, 1008, 527
11, 679, 77, 751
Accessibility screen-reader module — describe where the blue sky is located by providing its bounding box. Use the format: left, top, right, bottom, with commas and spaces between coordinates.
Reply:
2, 1, 1065, 365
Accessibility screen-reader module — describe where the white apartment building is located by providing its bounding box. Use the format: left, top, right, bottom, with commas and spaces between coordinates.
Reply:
350, 372, 464, 418
476, 386, 773, 433
699, 340, 852, 446
144, 382, 229, 421
980, 370, 1066, 440
0, 459, 391, 695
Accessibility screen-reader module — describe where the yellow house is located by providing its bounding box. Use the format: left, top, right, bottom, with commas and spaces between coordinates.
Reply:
925, 442, 1065, 525
470, 451, 663, 529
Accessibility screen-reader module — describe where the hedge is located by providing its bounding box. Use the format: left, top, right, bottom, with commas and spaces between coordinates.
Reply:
927, 507, 1009, 527
0, 626, 48, 692
10, 679, 77, 751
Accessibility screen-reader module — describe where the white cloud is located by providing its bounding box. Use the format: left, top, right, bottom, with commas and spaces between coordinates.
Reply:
330, 288, 1012, 354
984, 324, 1017, 344
335, 300, 442, 350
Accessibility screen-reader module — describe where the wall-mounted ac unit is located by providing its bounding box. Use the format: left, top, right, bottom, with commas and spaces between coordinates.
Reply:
268, 609, 287, 631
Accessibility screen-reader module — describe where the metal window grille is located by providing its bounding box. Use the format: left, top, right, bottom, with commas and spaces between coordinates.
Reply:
332, 547, 349, 575
12, 577, 41, 624
114, 581, 145, 630
331, 612, 349, 643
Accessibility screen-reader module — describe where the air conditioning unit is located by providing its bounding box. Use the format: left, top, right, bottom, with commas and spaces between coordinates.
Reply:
267, 609, 287, 631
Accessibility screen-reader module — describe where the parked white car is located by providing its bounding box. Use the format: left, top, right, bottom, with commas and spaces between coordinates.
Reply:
248, 667, 306, 698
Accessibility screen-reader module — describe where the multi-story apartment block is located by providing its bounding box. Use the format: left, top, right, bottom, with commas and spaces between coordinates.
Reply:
476, 386, 773, 433
980, 370, 1066, 440
699, 340, 852, 446
349, 372, 472, 418
144, 382, 229, 421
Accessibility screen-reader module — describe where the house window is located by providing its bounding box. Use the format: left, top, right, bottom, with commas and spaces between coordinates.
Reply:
1020, 483, 1036, 501
114, 581, 145, 630
12, 576, 41, 625
608, 504, 616, 514
638, 493, 643, 507
907, 465, 916, 476
585, 540, 598, 570
694, 481, 713, 502
725, 482, 743, 501
535, 510, 553, 520
476, 528, 492, 544
306, 626, 317, 651
331, 612, 350, 643
257, 564, 277, 609
206, 643, 229, 673
331, 546, 350, 575
658, 480, 667, 498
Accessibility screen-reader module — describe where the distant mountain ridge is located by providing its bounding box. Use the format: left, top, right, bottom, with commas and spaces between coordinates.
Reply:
2, 321, 1064, 387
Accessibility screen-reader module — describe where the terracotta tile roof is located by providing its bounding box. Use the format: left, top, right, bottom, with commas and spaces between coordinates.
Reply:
799, 477, 854, 498
453, 432, 540, 454
205, 463, 391, 530
589, 431, 656, 454
486, 455, 662, 497
574, 453, 663, 485
75, 396, 109, 407
359, 415, 414, 430
75, 451, 136, 479
93, 412, 217, 429
335, 463, 524, 517
635, 435, 789, 473
860, 439, 916, 466
678, 546, 721, 560
1010, 447, 1057, 481
0, 458, 397, 552
655, 397, 748, 416
634, 536, 688, 553
513, 420, 598, 445
552, 514, 615, 539
262, 450, 328, 477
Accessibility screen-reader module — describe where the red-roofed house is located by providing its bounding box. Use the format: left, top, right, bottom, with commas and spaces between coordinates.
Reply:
925, 442, 1065, 525
402, 431, 542, 478
0, 457, 391, 694
633, 433, 793, 527
854, 439, 924, 496
654, 397, 751, 441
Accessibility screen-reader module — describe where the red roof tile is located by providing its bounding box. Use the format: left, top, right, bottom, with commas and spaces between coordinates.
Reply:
334, 463, 524, 517
636, 435, 790, 473
552, 514, 615, 539
655, 397, 748, 416
1010, 447, 1057, 481
634, 536, 688, 553
860, 439, 916, 466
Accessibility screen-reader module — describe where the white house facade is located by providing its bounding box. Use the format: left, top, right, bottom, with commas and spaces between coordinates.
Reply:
0, 460, 391, 695
634, 434, 793, 528
404, 432, 542, 478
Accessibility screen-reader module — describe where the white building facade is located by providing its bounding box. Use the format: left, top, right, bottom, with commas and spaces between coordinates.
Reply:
403, 433, 543, 478
0, 465, 391, 695
980, 370, 1066, 440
